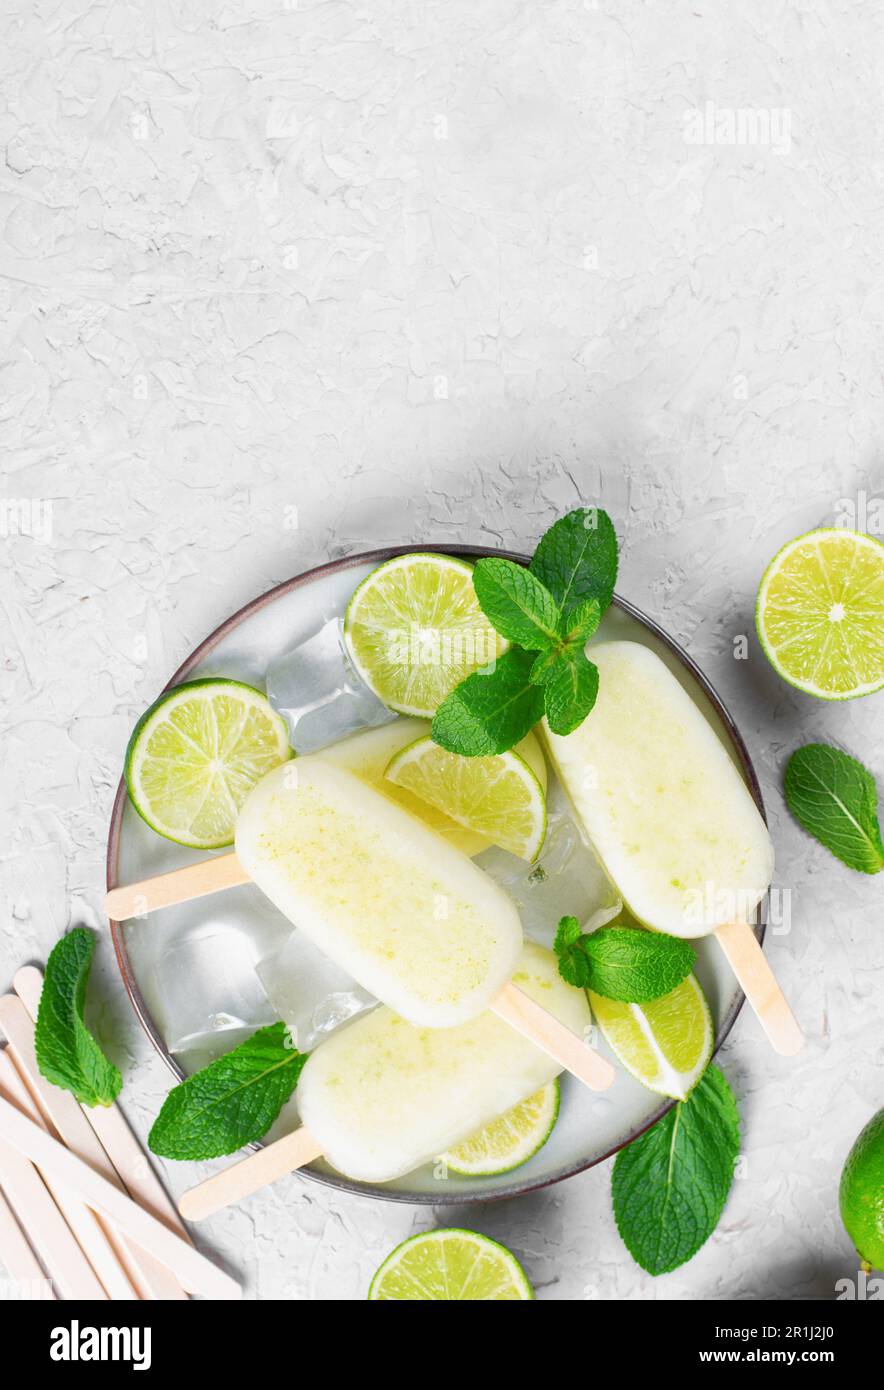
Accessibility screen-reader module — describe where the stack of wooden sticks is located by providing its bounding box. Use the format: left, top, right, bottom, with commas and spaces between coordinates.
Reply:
0, 965, 239, 1301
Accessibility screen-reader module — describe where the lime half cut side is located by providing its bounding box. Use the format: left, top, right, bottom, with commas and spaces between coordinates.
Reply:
756, 528, 884, 699
125, 678, 291, 848
368, 1229, 534, 1300
385, 732, 547, 862
589, 974, 713, 1102
440, 1080, 559, 1176
344, 553, 509, 717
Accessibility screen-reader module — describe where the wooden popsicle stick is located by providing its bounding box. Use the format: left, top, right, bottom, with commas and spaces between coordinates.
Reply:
0, 1099, 240, 1300
490, 983, 615, 1091
715, 920, 803, 1057
1, 988, 188, 1301
0, 1181, 56, 1299
179, 1127, 324, 1223
14, 968, 190, 1242
0, 1073, 108, 1300
0, 1050, 138, 1300
108, 860, 617, 1088
105, 853, 247, 920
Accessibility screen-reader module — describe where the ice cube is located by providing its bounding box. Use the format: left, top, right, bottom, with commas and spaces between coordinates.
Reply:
475, 784, 621, 947
150, 922, 279, 1054
256, 929, 374, 1052
266, 616, 395, 753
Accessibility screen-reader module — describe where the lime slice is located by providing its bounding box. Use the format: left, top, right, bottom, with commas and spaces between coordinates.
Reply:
839, 1108, 884, 1271
322, 718, 491, 856
344, 553, 509, 716
589, 974, 713, 1101
384, 732, 547, 862
756, 528, 884, 699
125, 678, 291, 848
368, 1229, 533, 1300
440, 1080, 559, 1176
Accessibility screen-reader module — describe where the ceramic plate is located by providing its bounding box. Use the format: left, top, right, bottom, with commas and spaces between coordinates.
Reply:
107, 546, 766, 1204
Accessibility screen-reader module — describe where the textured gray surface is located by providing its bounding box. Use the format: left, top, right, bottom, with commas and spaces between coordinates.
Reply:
1, 0, 882, 1300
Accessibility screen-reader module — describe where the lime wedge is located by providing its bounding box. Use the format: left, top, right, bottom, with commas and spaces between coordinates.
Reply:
756, 528, 884, 699
440, 1080, 559, 1176
125, 679, 291, 848
344, 553, 509, 716
384, 732, 547, 862
368, 1229, 533, 1300
589, 974, 712, 1101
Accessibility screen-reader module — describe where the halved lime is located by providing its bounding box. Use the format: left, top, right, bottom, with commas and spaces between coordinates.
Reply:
384, 732, 547, 861
125, 679, 291, 848
756, 528, 884, 699
368, 1229, 533, 1300
589, 974, 712, 1101
344, 553, 509, 716
440, 1080, 559, 1176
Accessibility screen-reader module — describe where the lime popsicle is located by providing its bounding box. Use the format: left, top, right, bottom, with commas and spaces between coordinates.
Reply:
179, 943, 591, 1212
544, 641, 801, 1054
235, 757, 521, 1028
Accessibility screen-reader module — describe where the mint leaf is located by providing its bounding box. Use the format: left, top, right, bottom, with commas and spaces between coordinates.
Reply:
560, 596, 601, 645
784, 743, 884, 874
431, 647, 545, 755
612, 1065, 739, 1275
543, 646, 599, 735
35, 929, 122, 1108
580, 926, 695, 1001
149, 1022, 307, 1160
553, 915, 591, 988
472, 558, 560, 651
530, 508, 618, 613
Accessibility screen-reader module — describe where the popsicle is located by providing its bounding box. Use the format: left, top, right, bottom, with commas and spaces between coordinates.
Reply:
543, 640, 802, 1054
179, 942, 591, 1216
107, 757, 615, 1088
237, 756, 521, 1028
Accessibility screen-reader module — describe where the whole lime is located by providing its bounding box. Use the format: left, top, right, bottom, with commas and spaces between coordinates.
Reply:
839, 1108, 884, 1270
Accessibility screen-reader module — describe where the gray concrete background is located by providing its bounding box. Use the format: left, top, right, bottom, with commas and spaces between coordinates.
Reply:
1, 0, 882, 1299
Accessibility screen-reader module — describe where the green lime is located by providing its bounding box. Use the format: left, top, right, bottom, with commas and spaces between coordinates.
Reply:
756, 528, 884, 699
368, 1229, 533, 1300
589, 974, 713, 1102
439, 1080, 559, 1176
125, 678, 291, 848
385, 731, 547, 862
839, 1108, 884, 1270
344, 553, 509, 716
322, 717, 491, 856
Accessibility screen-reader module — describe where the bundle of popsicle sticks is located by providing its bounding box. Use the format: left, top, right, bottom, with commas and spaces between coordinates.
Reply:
0, 966, 240, 1301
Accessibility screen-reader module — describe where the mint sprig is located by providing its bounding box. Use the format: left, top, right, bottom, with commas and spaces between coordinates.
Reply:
472, 558, 561, 650
530, 508, 619, 613
149, 1022, 307, 1161
35, 928, 123, 1108
430, 648, 545, 756
784, 743, 884, 875
432, 508, 618, 755
612, 1065, 740, 1275
554, 917, 695, 1000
